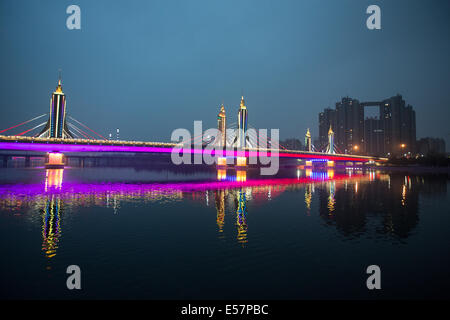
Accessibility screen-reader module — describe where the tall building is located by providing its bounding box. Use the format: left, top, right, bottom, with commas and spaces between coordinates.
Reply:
319, 108, 336, 151
318, 94, 416, 157
217, 104, 226, 147
38, 77, 73, 139
381, 94, 416, 156
237, 96, 248, 148
417, 137, 446, 155
335, 97, 364, 154
280, 138, 303, 150
364, 117, 384, 156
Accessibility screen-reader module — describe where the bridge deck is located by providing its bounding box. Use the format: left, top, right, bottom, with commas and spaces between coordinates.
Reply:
0, 135, 387, 162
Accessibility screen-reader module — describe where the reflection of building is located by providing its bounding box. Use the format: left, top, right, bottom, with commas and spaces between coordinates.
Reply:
41, 195, 63, 259
0, 168, 441, 256
235, 189, 248, 245
215, 190, 226, 235
304, 184, 312, 214
318, 173, 419, 239
327, 181, 335, 213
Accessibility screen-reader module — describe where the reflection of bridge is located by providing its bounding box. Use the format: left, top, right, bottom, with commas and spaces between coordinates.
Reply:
0, 77, 387, 166
0, 166, 370, 253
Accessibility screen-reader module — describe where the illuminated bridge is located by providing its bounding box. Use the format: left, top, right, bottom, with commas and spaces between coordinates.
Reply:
0, 134, 386, 165
0, 77, 387, 167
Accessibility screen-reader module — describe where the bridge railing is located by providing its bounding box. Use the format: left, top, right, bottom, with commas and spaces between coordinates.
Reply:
0, 134, 388, 161
0, 135, 178, 148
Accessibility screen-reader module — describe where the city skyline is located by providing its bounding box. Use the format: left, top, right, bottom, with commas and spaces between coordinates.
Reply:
1, 0, 449, 147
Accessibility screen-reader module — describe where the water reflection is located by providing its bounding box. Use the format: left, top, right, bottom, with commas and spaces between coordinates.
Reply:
235, 188, 248, 245
41, 195, 62, 259
215, 189, 225, 237
45, 169, 63, 191
0, 167, 448, 259
317, 173, 423, 239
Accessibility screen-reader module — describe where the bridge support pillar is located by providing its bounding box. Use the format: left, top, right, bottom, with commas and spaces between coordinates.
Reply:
2, 156, 8, 168
25, 156, 31, 168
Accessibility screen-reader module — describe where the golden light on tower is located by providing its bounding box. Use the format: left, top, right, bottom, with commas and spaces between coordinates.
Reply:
217, 103, 226, 147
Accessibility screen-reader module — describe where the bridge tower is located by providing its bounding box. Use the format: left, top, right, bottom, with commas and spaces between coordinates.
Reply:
237, 96, 248, 148
38, 75, 73, 139
217, 103, 226, 147
325, 125, 335, 154
305, 128, 312, 152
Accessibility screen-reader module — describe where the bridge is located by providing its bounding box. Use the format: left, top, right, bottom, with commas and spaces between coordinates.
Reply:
0, 134, 384, 164
0, 77, 387, 168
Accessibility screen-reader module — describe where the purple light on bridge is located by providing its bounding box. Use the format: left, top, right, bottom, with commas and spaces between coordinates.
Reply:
0, 141, 371, 162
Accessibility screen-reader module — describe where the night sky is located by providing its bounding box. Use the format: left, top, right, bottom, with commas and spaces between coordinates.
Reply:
1, 0, 449, 148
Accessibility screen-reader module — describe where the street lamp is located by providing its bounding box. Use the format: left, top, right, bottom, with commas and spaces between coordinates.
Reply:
400, 143, 407, 158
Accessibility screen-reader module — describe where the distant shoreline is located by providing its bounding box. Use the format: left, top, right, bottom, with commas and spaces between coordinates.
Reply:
375, 165, 450, 174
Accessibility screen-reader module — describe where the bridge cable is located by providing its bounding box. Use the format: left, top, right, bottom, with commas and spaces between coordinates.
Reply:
68, 116, 108, 140
67, 123, 96, 140
0, 114, 47, 134
68, 123, 95, 140
17, 122, 47, 136
248, 124, 288, 150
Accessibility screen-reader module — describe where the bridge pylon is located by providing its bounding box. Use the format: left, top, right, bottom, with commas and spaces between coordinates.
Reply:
325, 125, 335, 154
38, 75, 73, 139
305, 129, 312, 152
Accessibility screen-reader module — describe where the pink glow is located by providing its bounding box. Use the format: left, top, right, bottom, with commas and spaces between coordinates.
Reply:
0, 141, 371, 162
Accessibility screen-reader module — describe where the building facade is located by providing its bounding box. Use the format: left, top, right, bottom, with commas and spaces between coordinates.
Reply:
417, 137, 446, 155
318, 108, 336, 151
380, 94, 416, 156
364, 117, 384, 156
318, 94, 416, 157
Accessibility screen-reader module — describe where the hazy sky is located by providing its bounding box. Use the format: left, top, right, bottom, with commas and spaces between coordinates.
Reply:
1, 0, 449, 148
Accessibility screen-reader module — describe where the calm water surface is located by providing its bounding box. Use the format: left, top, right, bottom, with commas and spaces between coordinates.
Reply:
0, 165, 449, 299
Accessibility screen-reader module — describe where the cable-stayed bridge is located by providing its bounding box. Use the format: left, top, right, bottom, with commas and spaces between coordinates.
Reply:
0, 78, 387, 167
